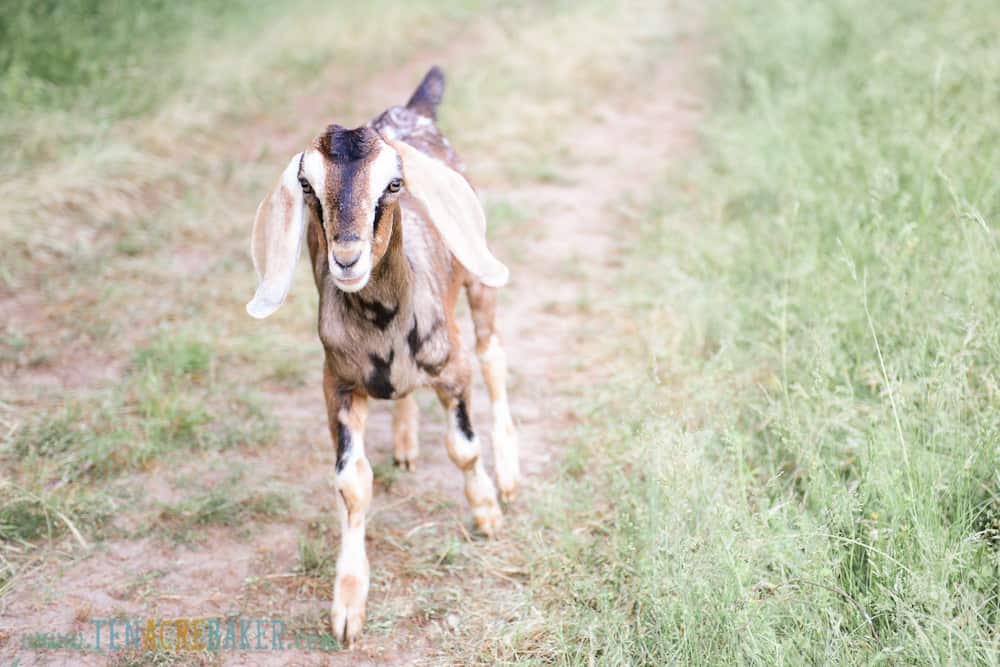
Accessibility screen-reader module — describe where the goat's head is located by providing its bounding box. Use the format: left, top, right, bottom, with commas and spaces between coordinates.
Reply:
246, 123, 508, 319
302, 125, 402, 293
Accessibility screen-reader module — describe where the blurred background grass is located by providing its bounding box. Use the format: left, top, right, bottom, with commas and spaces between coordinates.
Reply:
1, 0, 267, 112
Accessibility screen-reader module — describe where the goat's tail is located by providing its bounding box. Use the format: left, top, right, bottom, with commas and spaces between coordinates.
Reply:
406, 66, 445, 119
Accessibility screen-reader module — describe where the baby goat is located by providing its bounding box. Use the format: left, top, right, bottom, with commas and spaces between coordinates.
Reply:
245, 67, 520, 645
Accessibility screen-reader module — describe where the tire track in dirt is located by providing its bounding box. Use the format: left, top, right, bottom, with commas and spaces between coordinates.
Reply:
0, 17, 704, 667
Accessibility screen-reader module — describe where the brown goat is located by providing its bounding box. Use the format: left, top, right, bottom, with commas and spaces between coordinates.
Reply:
246, 67, 520, 646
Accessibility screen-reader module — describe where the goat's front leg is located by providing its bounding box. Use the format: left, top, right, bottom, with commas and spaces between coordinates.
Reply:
434, 375, 502, 537
324, 366, 372, 647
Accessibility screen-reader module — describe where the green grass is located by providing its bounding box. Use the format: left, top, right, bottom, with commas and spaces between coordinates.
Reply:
0, 328, 276, 554
0, 482, 115, 546
156, 473, 292, 543
520, 0, 1000, 664
297, 534, 336, 579
5, 331, 274, 477
0, 1, 271, 112
132, 335, 213, 379
0, 0, 306, 196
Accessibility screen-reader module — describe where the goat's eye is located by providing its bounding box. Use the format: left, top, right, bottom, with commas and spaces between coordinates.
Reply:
387, 178, 402, 193
298, 177, 314, 195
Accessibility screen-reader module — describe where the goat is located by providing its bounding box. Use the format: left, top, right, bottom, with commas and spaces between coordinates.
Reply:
245, 67, 520, 645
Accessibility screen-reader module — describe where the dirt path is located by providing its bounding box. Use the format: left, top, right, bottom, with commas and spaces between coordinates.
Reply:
0, 18, 703, 667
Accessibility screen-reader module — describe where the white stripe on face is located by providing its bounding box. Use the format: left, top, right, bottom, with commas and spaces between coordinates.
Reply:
300, 149, 327, 200
365, 141, 402, 218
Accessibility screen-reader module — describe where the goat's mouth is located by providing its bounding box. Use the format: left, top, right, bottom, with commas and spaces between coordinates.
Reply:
329, 246, 372, 293
335, 272, 369, 291
331, 264, 371, 293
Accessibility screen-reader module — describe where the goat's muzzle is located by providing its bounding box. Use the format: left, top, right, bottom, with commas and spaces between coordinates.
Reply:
329, 241, 372, 292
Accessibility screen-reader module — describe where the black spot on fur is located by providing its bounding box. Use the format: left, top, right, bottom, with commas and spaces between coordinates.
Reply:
455, 399, 474, 441
407, 318, 422, 357
406, 319, 423, 359
366, 349, 396, 399
351, 296, 398, 330
336, 422, 351, 473
407, 317, 448, 375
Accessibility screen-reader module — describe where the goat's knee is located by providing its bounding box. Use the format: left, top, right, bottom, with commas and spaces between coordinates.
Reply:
392, 394, 419, 471
478, 334, 520, 502
335, 453, 373, 529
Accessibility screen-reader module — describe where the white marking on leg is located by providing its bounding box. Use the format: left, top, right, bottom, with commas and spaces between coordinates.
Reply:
332, 421, 372, 647
479, 334, 520, 502
446, 403, 502, 536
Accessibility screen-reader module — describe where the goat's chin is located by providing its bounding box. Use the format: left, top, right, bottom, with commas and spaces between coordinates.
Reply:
334, 272, 371, 293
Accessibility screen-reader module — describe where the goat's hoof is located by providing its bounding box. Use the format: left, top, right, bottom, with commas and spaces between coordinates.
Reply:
331, 601, 364, 649
473, 502, 503, 538
392, 435, 418, 472
392, 455, 416, 472
498, 479, 520, 504
331, 576, 367, 649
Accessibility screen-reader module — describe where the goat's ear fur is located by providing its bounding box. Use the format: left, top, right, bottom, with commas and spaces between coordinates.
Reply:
389, 140, 509, 287
246, 153, 306, 319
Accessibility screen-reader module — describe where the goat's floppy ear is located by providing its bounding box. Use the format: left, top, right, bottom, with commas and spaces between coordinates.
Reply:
389, 140, 509, 287
246, 153, 307, 319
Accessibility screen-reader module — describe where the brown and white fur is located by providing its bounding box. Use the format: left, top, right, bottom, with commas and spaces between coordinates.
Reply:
245, 67, 520, 646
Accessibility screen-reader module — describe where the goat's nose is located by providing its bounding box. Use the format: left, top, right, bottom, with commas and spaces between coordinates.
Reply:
331, 247, 362, 269
333, 252, 361, 269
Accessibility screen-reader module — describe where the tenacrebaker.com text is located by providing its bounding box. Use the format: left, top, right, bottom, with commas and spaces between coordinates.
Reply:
19, 617, 338, 653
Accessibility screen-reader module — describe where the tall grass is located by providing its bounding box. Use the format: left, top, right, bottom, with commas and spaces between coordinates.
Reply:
524, 0, 999, 663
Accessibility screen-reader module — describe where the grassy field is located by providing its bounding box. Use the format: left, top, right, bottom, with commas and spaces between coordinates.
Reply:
1, 0, 997, 664
517, 0, 1000, 663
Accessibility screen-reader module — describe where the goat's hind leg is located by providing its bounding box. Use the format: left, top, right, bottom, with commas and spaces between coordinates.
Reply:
324, 365, 373, 647
392, 394, 419, 471
466, 281, 521, 502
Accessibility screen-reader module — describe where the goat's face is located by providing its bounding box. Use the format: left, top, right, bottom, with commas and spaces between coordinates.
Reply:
246, 122, 508, 320
299, 125, 403, 293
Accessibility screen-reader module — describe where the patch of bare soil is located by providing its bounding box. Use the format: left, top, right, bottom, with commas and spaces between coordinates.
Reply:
0, 24, 703, 667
